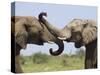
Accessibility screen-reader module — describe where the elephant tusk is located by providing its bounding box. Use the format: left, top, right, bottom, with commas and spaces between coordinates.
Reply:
47, 41, 54, 44
57, 37, 66, 40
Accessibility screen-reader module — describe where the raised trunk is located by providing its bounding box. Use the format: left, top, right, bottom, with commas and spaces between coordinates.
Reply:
38, 12, 62, 37
38, 12, 71, 41
39, 12, 64, 56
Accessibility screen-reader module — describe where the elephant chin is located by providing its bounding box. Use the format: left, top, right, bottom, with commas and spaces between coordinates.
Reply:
75, 42, 82, 48
37, 39, 44, 45
37, 42, 44, 45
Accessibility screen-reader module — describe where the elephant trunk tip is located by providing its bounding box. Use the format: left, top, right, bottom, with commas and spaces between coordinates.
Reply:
38, 12, 47, 20
49, 48, 63, 56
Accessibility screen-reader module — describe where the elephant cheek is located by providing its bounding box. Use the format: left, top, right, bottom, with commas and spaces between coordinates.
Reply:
16, 35, 27, 49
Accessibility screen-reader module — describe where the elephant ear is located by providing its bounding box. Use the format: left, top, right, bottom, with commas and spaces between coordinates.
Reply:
82, 22, 97, 45
15, 19, 28, 49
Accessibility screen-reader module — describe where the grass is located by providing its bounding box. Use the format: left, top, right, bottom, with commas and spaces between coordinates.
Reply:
20, 53, 85, 73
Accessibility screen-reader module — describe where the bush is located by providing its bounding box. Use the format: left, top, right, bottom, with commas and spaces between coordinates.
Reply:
20, 56, 26, 65
70, 54, 77, 58
61, 54, 69, 58
32, 52, 49, 64
61, 58, 68, 66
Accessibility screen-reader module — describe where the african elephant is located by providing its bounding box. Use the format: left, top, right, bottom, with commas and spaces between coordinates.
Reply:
11, 13, 64, 73
39, 12, 97, 69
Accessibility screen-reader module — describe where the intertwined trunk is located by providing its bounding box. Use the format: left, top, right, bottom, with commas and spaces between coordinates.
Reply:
39, 12, 64, 56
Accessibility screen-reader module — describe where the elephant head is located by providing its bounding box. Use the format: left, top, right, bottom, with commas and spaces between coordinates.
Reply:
38, 12, 97, 48
12, 15, 64, 56
59, 19, 97, 48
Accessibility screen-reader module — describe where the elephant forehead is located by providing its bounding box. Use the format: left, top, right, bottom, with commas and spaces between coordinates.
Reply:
70, 24, 81, 29
26, 17, 43, 30
26, 17, 38, 24
68, 19, 83, 27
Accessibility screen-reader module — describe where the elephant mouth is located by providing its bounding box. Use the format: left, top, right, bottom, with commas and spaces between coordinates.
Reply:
37, 39, 44, 45
75, 42, 83, 48
66, 39, 70, 42
37, 42, 44, 45
66, 37, 83, 48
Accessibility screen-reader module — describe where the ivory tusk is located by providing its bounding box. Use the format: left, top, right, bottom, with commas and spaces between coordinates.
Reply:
57, 37, 66, 40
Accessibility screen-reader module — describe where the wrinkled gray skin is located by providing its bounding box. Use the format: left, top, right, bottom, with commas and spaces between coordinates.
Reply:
11, 13, 64, 73
39, 13, 97, 69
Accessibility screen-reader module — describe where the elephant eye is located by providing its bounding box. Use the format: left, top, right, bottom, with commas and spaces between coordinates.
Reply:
71, 28, 75, 32
24, 24, 29, 32
38, 31, 41, 33
39, 30, 43, 35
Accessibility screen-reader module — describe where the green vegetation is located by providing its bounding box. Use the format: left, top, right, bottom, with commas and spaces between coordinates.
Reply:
32, 52, 49, 64
20, 49, 85, 73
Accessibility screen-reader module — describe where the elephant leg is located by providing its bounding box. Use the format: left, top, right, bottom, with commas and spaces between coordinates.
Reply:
15, 55, 23, 73
85, 46, 93, 69
92, 59, 97, 68
85, 59, 92, 69
85, 58, 97, 69
85, 43, 97, 69
92, 47, 97, 68
94, 61, 97, 68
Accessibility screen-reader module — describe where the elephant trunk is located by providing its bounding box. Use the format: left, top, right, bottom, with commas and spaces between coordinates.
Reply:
38, 12, 62, 37
39, 12, 64, 56
49, 39, 64, 56
38, 12, 71, 41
